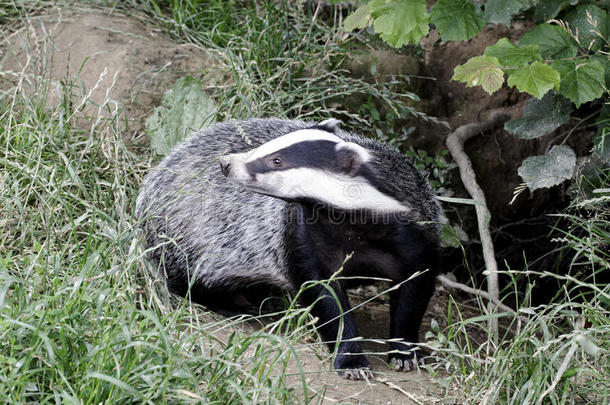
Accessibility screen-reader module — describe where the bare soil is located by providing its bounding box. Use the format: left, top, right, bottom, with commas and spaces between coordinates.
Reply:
1, 7, 214, 137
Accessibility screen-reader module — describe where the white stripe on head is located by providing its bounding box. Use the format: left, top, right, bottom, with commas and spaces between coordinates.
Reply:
335, 141, 371, 163
247, 129, 343, 161
253, 167, 409, 213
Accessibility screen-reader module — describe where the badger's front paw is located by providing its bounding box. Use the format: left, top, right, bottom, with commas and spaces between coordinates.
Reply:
334, 353, 373, 380
388, 347, 425, 372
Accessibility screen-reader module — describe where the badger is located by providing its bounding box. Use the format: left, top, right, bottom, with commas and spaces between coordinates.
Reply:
135, 118, 440, 380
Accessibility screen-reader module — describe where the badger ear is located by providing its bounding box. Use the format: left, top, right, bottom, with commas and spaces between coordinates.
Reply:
314, 118, 342, 133
336, 142, 370, 176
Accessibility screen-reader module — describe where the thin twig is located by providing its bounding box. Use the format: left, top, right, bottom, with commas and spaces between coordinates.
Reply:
445, 109, 512, 339
436, 274, 528, 324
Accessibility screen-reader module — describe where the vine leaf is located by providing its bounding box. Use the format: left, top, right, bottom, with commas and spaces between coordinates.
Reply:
552, 59, 605, 107
484, 38, 541, 67
564, 5, 609, 53
506, 61, 560, 99
484, 0, 535, 26
344, 3, 371, 32
519, 24, 579, 59
369, 0, 429, 47
430, 0, 485, 41
505, 92, 573, 139
452, 55, 504, 94
518, 145, 577, 192
145, 76, 217, 156
533, 0, 570, 22
589, 53, 610, 87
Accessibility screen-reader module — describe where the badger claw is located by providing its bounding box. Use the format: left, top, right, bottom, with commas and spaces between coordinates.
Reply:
389, 355, 425, 372
338, 367, 374, 381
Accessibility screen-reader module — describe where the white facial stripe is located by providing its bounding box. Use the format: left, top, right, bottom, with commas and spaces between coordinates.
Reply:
246, 129, 342, 161
335, 141, 371, 163
255, 168, 409, 213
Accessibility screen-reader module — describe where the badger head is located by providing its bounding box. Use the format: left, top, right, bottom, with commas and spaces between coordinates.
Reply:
219, 123, 408, 213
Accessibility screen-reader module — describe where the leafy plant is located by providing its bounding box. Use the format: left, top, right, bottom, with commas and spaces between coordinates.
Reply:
343, 0, 610, 192
145, 76, 217, 156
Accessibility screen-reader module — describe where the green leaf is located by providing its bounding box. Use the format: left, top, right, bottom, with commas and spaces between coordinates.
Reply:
430, 0, 485, 41
564, 5, 609, 52
552, 59, 605, 107
344, 3, 371, 32
484, 38, 541, 67
590, 53, 610, 87
145, 76, 217, 156
594, 105, 610, 163
506, 61, 560, 98
518, 145, 577, 191
452, 55, 504, 94
504, 92, 573, 139
519, 24, 579, 59
484, 0, 535, 26
369, 0, 430, 47
533, 0, 570, 22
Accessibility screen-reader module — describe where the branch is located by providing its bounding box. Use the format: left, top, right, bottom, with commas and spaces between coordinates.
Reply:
436, 274, 528, 324
445, 109, 512, 339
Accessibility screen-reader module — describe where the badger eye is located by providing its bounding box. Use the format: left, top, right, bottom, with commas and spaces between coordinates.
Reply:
271, 157, 283, 167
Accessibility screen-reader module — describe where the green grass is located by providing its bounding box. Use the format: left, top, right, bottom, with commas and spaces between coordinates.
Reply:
0, 74, 331, 402
427, 175, 610, 404
0, 3, 322, 400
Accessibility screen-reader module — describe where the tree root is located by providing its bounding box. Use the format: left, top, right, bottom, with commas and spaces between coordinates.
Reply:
445, 109, 512, 339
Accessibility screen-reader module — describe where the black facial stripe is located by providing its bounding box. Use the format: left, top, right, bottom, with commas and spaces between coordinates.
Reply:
246, 140, 346, 175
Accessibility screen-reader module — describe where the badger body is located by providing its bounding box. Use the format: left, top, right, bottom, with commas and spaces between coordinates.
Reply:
136, 118, 440, 379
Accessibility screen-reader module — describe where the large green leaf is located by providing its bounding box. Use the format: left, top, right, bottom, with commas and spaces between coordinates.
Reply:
369, 0, 430, 47
506, 61, 560, 99
504, 92, 573, 139
344, 3, 371, 32
484, 38, 541, 67
590, 53, 610, 87
552, 59, 605, 107
518, 145, 577, 191
145, 76, 217, 156
483, 0, 535, 26
430, 0, 485, 41
564, 5, 609, 52
533, 0, 570, 22
452, 55, 505, 94
519, 24, 579, 59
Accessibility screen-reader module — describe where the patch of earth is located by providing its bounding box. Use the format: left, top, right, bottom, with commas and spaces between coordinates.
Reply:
0, 6, 216, 137
415, 23, 594, 240
200, 283, 465, 405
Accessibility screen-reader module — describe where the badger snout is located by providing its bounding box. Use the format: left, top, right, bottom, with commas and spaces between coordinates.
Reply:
219, 156, 232, 177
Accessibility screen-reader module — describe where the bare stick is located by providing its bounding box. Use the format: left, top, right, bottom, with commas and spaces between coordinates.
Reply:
445, 110, 511, 340
436, 274, 528, 324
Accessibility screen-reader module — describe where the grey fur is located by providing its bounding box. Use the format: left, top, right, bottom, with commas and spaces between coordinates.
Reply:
136, 118, 440, 297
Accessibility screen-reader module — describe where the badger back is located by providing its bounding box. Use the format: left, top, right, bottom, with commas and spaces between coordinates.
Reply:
135, 119, 318, 290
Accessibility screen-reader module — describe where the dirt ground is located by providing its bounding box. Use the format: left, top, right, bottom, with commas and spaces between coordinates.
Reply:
0, 7, 496, 404
1, 6, 214, 137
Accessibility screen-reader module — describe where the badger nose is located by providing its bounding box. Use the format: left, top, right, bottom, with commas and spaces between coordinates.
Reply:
219, 157, 231, 177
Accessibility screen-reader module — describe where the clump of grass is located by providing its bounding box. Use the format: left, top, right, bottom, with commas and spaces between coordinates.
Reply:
121, 0, 443, 134
427, 173, 610, 404
0, 36, 331, 403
